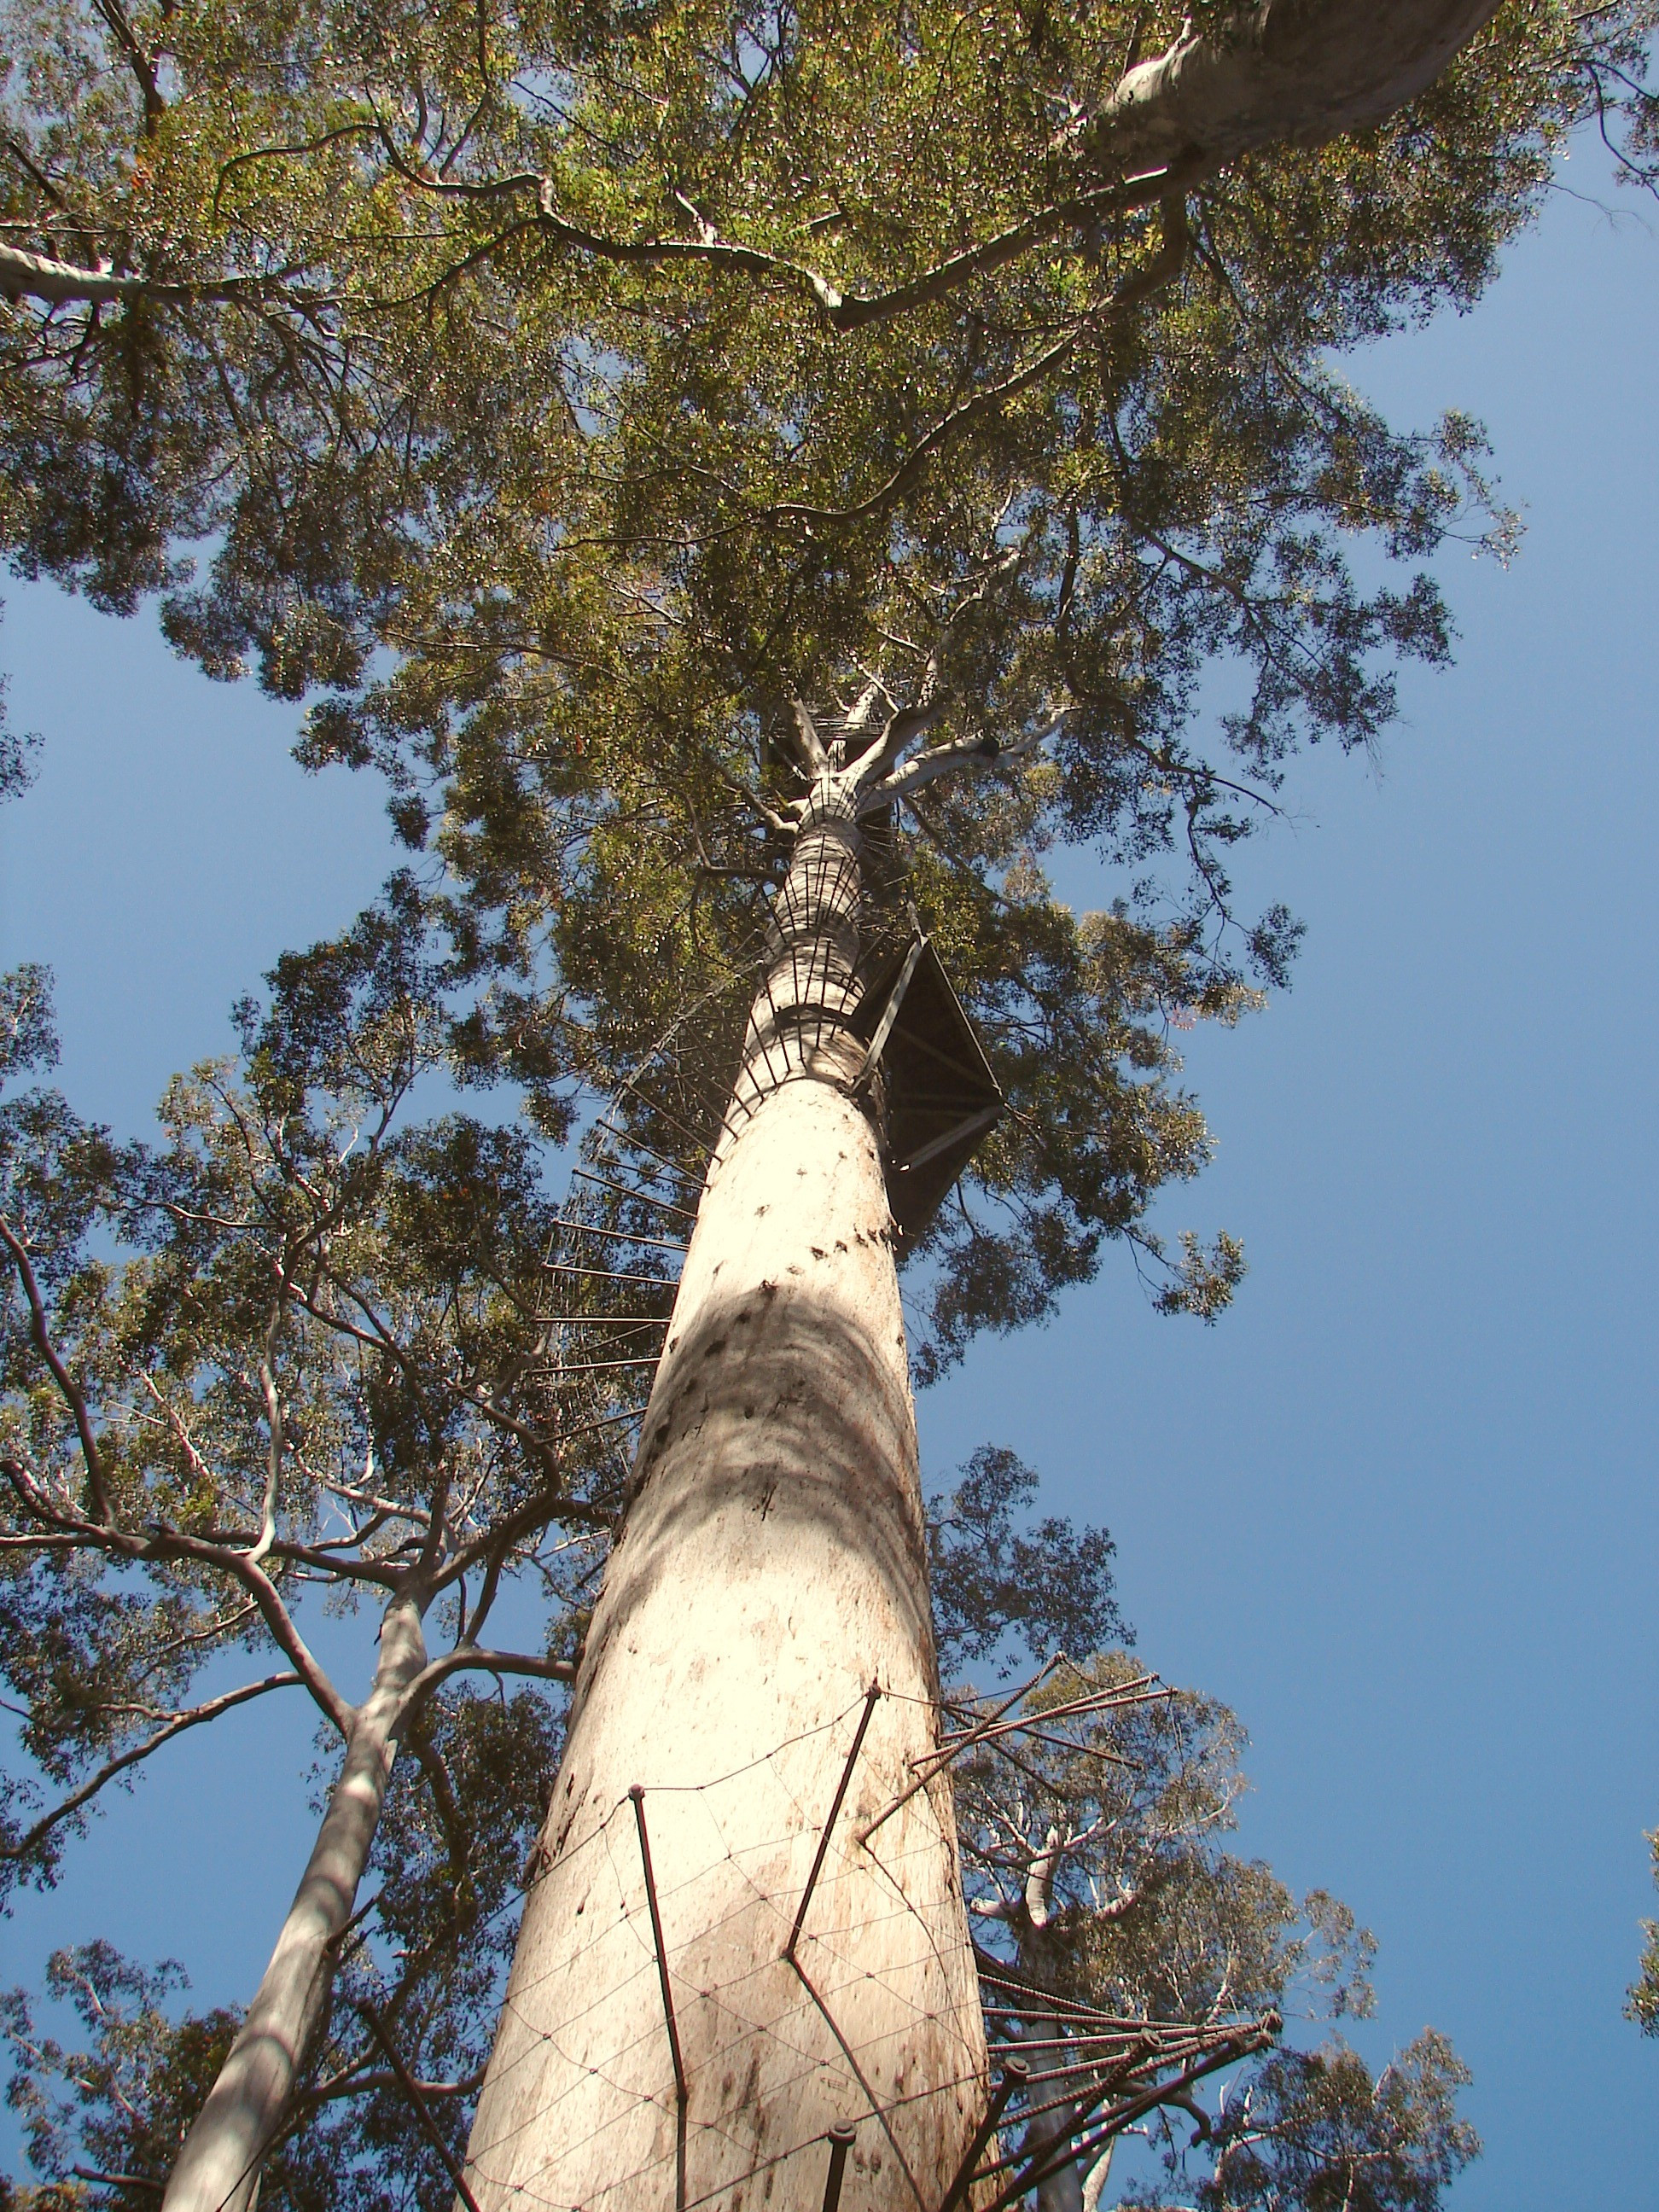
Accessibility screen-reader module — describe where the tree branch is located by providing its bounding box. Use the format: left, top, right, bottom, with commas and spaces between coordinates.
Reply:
869, 713, 1066, 807
1086, 0, 1506, 174
396, 1644, 574, 1724
0, 1214, 113, 1522
248, 1282, 288, 1569
0, 241, 316, 310
1, 1674, 301, 1870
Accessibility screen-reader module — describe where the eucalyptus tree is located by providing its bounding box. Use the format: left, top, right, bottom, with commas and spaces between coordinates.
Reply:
0, 923, 615, 2211
1627, 1834, 1659, 2035
6, 0, 1659, 2204
952, 1649, 1384, 2211
1138, 2034, 1481, 2212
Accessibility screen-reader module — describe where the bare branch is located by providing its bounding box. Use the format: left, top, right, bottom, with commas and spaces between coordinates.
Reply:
770, 333, 1076, 531
302, 2060, 487, 2108
2, 1674, 301, 1871
398, 1644, 574, 1724
787, 699, 830, 774
0, 1214, 113, 1523
1088, 0, 1505, 174
870, 713, 1067, 807
248, 1283, 288, 1569
0, 241, 315, 310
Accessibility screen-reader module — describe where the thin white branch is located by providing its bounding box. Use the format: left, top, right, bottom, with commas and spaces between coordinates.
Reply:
867, 713, 1067, 808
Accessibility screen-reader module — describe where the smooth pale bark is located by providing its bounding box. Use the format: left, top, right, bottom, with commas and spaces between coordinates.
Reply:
0, 243, 152, 305
161, 1593, 429, 2212
1095, 0, 1506, 171
1026, 2007, 1085, 2212
1020, 1837, 1084, 2212
0, 242, 253, 306
463, 788, 987, 2208
1080, 2138, 1117, 2212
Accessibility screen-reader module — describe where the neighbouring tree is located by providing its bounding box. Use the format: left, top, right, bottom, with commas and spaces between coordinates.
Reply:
1127, 2034, 1481, 2212
0, 934, 601, 2210
951, 1647, 1372, 2211
6, 0, 1656, 2204
1625, 1830, 1659, 2036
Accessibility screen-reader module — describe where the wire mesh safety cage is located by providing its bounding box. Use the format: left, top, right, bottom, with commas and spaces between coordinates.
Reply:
522, 862, 1001, 1482
456, 1674, 1274, 2212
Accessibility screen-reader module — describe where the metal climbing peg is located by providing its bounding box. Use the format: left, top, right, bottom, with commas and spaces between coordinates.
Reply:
822, 2122, 856, 2211
936, 2058, 1029, 2212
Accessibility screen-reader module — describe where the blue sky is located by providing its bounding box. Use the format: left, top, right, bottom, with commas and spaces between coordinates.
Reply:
2, 142, 1656, 2209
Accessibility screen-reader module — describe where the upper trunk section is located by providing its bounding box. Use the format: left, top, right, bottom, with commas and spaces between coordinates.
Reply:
728, 779, 868, 1143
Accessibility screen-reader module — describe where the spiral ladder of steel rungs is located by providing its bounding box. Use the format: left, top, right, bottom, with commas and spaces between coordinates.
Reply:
529, 974, 760, 1490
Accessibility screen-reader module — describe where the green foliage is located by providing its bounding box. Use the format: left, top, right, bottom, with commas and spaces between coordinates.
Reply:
7, 0, 1657, 1348
0, 966, 55, 1082
1625, 1827, 1659, 2034
0, 947, 576, 2201
0, 616, 36, 804
949, 1652, 1485, 2211
3, 1944, 238, 2210
0, 7, 1615, 2197
957, 1653, 1377, 2028
929, 1441, 1126, 1679
1, 1686, 556, 2209
1, 1649, 1480, 2212
0, 939, 608, 1903
1132, 2032, 1481, 2212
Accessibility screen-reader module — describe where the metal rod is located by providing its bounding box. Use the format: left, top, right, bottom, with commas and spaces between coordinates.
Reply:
556, 1403, 648, 1445
550, 1216, 689, 1254
935, 2058, 1028, 2212
966, 2041, 1155, 2193
887, 1023, 996, 1088
987, 2026, 1194, 2052
614, 1083, 712, 1152
978, 2031, 1270, 2212
570, 1166, 701, 1221
936, 1677, 1162, 1745
977, 1961, 1161, 2026
981, 2041, 1175, 2088
857, 1655, 1071, 1845
541, 1262, 678, 1286
356, 2001, 485, 2212
893, 1106, 1002, 1178
984, 1721, 1136, 1763
970, 2052, 1161, 2148
856, 932, 927, 1086
541, 1313, 667, 1329
787, 1947, 925, 2207
539, 1358, 663, 1375
785, 1681, 882, 1959
629, 1785, 688, 2108
608, 1127, 703, 1185
821, 2123, 856, 2212
985, 2029, 1146, 2058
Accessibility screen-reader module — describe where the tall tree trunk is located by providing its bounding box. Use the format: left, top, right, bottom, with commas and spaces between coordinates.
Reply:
1024, 2008, 1085, 2212
162, 1593, 429, 2212
1020, 1842, 1084, 2212
464, 783, 988, 2208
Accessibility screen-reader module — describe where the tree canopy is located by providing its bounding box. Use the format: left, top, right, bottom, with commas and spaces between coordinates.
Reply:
4, 0, 1656, 1350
